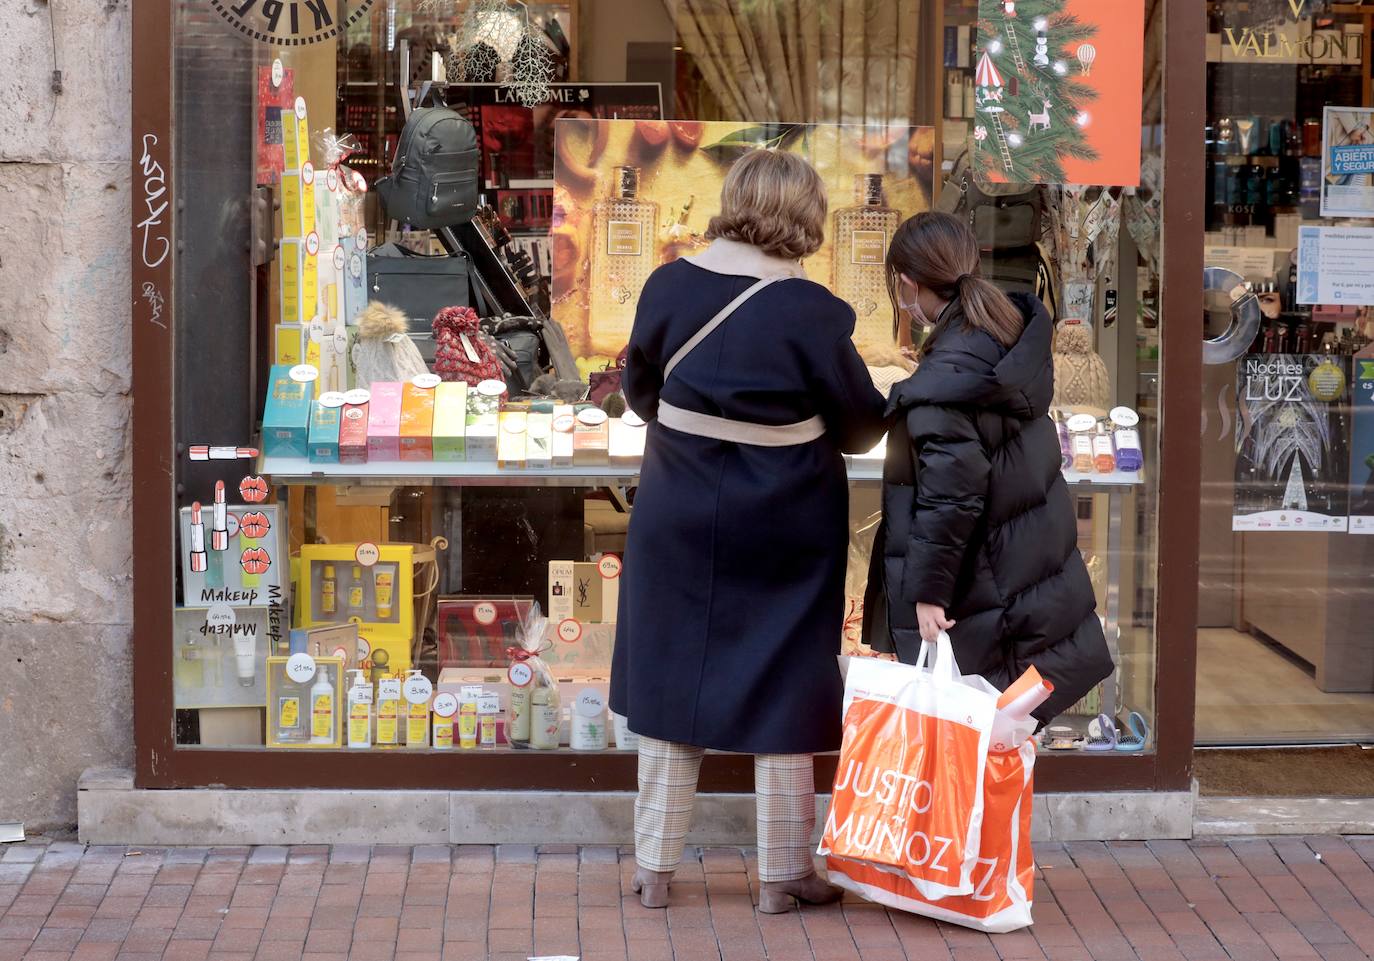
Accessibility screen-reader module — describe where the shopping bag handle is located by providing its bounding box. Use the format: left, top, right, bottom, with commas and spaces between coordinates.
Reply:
914, 631, 958, 682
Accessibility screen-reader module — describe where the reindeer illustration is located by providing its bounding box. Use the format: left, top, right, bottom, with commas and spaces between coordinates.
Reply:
1028, 100, 1052, 133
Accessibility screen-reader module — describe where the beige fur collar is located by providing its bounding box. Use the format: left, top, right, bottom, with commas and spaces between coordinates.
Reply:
683, 237, 808, 280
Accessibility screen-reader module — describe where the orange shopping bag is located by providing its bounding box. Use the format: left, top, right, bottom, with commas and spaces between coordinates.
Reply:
826, 735, 1037, 933
817, 635, 998, 899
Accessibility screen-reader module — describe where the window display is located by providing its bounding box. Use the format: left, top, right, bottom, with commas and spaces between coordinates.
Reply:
153, 0, 1165, 780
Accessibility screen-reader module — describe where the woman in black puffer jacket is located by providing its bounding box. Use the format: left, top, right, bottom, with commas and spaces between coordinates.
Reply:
863, 212, 1112, 723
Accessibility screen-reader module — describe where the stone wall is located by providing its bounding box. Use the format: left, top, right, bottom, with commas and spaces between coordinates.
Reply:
0, 0, 133, 832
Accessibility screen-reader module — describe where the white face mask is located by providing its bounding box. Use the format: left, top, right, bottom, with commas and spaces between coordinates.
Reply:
899, 296, 931, 329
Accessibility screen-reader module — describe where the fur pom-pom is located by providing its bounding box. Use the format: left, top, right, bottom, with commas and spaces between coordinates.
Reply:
357, 302, 408, 341
600, 392, 627, 418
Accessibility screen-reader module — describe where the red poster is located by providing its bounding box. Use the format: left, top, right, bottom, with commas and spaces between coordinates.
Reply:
974, 0, 1145, 187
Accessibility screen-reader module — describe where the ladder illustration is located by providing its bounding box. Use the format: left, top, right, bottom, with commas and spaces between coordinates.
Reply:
1001, 18, 1028, 72
990, 113, 1015, 172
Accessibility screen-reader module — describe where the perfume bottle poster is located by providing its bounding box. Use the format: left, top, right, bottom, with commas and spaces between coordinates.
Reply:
1349, 358, 1374, 533
1232, 353, 1351, 533
550, 119, 935, 373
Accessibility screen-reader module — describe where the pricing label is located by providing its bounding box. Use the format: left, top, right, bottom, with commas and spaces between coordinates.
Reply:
289, 364, 320, 383
403, 674, 434, 704
344, 388, 371, 406
355, 542, 381, 567
557, 619, 584, 643
378, 678, 401, 701
476, 693, 502, 714
304, 231, 320, 256
508, 661, 534, 687
301, 162, 315, 186
271, 59, 284, 88
206, 604, 237, 631
285, 653, 317, 684
327, 168, 340, 192
433, 692, 459, 718
294, 96, 307, 120
473, 601, 498, 626
308, 319, 325, 344
333, 245, 346, 271
598, 555, 623, 579
575, 688, 606, 718
412, 373, 441, 389
318, 391, 347, 409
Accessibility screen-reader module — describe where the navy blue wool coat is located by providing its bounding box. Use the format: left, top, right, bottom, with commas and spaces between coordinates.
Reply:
863, 293, 1113, 722
609, 256, 887, 755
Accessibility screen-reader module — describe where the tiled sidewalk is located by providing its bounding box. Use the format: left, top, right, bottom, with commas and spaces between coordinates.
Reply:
4, 838, 1374, 961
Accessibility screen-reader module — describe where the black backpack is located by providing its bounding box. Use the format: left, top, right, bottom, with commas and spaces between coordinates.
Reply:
376, 107, 480, 229
937, 149, 1057, 313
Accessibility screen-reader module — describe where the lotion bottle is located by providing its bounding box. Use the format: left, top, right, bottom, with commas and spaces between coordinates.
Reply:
346, 669, 373, 748
310, 663, 336, 745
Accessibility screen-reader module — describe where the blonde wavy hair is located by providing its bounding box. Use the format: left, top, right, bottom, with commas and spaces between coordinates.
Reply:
705, 149, 827, 260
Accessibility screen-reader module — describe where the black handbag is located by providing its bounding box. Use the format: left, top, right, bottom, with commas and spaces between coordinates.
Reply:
367, 243, 477, 363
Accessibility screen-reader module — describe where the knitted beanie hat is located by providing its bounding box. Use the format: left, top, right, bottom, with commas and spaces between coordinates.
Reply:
432, 306, 504, 386
1052, 322, 1111, 414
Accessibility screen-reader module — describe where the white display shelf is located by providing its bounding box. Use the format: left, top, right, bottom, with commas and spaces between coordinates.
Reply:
263, 454, 1145, 490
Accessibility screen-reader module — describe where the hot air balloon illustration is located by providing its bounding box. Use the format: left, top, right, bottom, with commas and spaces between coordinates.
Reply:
1076, 43, 1096, 76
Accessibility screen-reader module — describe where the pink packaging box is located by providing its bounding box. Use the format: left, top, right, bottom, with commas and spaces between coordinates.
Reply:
367, 382, 403, 462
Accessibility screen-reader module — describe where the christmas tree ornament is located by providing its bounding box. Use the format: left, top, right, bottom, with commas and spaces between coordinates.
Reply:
508, 29, 555, 106
1076, 43, 1097, 75
1034, 31, 1050, 67
1003, 0, 1016, 14
1028, 100, 1052, 134
974, 125, 989, 142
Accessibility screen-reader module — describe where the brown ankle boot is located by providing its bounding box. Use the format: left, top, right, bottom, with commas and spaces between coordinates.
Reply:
631, 867, 674, 909
757, 872, 844, 914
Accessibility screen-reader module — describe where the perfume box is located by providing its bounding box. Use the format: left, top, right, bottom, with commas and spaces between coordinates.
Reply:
341, 232, 368, 326
609, 413, 646, 466
266, 654, 344, 748
399, 382, 436, 462
316, 322, 353, 394
172, 605, 272, 710
367, 382, 404, 461
279, 239, 303, 326
339, 401, 369, 464
549, 561, 605, 625
432, 382, 467, 461
465, 384, 501, 462
275, 322, 303, 366
281, 171, 306, 239
573, 407, 610, 466
552, 405, 575, 467
498, 404, 529, 469
263, 365, 312, 458
281, 98, 308, 172
527, 403, 553, 470
308, 400, 341, 464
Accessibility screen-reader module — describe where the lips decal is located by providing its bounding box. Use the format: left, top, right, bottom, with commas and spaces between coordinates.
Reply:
239, 475, 269, 503
239, 511, 271, 539
240, 546, 271, 575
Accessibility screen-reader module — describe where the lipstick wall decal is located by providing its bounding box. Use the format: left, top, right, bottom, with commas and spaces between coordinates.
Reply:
189, 446, 260, 461
189, 502, 207, 573
211, 481, 229, 551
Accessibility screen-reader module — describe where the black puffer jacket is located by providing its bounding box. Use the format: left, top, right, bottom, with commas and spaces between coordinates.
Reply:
863, 293, 1112, 722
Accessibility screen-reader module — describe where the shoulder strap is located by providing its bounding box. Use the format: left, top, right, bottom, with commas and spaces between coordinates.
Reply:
664, 277, 777, 379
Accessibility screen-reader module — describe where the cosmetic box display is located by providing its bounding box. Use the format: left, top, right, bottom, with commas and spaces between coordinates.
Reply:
262, 365, 313, 458
266, 654, 344, 748
178, 503, 285, 608
172, 605, 272, 710
297, 543, 416, 678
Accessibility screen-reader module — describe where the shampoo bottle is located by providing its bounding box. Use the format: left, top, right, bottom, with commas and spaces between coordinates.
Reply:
1110, 406, 1143, 472
346, 669, 373, 748
310, 664, 336, 745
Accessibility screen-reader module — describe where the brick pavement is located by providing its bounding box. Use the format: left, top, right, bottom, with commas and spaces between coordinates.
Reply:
5, 838, 1374, 960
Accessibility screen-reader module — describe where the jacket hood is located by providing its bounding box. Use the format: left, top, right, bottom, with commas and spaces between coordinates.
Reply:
887, 292, 1053, 421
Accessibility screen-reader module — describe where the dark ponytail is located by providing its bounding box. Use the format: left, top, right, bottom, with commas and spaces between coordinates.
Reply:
886, 211, 1024, 356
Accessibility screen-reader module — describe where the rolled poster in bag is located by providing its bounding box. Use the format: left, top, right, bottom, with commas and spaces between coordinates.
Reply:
818, 634, 999, 899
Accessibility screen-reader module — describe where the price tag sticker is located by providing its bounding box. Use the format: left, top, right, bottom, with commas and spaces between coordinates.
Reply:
508, 661, 534, 687
308, 319, 325, 344
333, 245, 346, 271
355, 542, 381, 567
333, 328, 350, 353
378, 678, 401, 700
271, 59, 284, 88
459, 684, 484, 698
433, 693, 459, 718
318, 391, 347, 409
474, 601, 498, 626
403, 674, 434, 704
412, 373, 441, 389
305, 231, 320, 257
289, 364, 320, 383
344, 388, 371, 406
598, 555, 622, 579
294, 96, 307, 120
330, 646, 349, 662
557, 618, 583, 644
327, 167, 340, 192
206, 604, 237, 632
355, 633, 371, 660
357, 228, 368, 249
575, 688, 606, 718
285, 653, 317, 684
301, 162, 315, 186
476, 693, 501, 714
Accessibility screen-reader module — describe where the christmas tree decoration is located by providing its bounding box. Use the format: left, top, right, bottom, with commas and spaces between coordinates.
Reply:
1004, 0, 1017, 14
1076, 42, 1096, 75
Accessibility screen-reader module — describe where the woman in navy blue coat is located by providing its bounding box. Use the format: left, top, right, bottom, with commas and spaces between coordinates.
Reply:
609, 150, 886, 913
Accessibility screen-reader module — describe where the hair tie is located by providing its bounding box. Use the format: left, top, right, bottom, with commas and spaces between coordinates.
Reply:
958, 272, 974, 284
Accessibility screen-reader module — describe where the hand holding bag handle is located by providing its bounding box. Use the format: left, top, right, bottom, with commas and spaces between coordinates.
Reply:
913, 631, 960, 683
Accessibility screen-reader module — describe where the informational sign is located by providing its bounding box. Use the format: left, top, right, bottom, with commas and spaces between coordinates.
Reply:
1233, 354, 1351, 533
1320, 106, 1374, 219
1350, 359, 1374, 534
1204, 246, 1282, 282
973, 0, 1145, 187
1297, 226, 1374, 306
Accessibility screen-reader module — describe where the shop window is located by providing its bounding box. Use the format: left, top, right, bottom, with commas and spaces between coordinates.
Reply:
163, 0, 1162, 763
